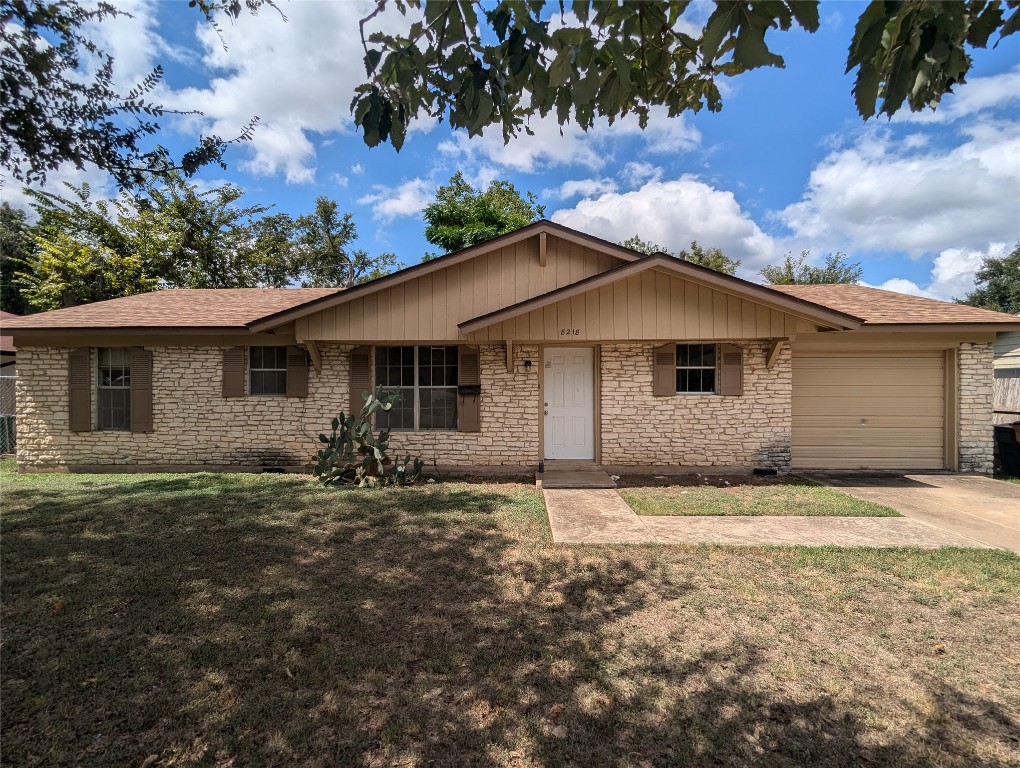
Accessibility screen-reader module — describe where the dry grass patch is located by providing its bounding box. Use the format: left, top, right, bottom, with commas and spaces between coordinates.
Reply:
2, 466, 1018, 767
620, 476, 900, 517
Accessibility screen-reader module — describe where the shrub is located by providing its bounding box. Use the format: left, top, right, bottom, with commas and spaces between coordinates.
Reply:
309, 386, 425, 487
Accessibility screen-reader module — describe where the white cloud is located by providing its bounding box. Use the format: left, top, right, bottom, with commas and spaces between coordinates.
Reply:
542, 178, 618, 201
894, 66, 1020, 124
551, 176, 777, 269
874, 243, 1010, 301
620, 161, 664, 187
358, 178, 432, 221
0, 162, 115, 214
780, 121, 1020, 256
438, 106, 700, 174
351, 164, 365, 175
165, 1, 418, 184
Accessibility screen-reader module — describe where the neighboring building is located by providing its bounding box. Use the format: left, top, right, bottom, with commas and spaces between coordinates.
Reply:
1, 310, 16, 376
994, 329, 1020, 419
4, 221, 1019, 474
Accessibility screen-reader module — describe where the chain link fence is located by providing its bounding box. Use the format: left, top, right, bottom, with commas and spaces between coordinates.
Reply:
0, 375, 15, 454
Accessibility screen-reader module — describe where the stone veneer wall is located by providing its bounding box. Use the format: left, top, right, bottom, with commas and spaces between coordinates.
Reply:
15, 343, 540, 470
600, 342, 793, 468
958, 341, 994, 473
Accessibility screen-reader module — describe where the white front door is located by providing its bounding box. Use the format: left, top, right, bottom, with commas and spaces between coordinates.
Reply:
544, 347, 595, 460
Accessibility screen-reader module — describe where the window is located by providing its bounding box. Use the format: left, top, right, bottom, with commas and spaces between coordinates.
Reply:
375, 346, 458, 430
676, 343, 717, 394
249, 346, 288, 395
97, 348, 130, 430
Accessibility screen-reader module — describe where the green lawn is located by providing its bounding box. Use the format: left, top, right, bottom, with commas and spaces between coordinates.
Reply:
2, 464, 1019, 767
621, 479, 901, 517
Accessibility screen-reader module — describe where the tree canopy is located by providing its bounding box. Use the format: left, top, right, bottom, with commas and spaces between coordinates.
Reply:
342, 0, 1019, 150
0, 203, 33, 314
10, 179, 390, 311
958, 244, 1020, 314
422, 172, 545, 257
620, 236, 741, 275
293, 197, 396, 288
0, 0, 256, 189
760, 251, 863, 285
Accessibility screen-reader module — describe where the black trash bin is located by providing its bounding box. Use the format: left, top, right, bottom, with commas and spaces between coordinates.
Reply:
993, 422, 1020, 476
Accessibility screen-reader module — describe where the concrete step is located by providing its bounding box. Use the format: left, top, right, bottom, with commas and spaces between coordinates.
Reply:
536, 470, 617, 489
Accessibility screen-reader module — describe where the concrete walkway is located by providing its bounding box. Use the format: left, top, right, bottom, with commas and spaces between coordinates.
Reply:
800, 472, 1020, 553
543, 489, 992, 547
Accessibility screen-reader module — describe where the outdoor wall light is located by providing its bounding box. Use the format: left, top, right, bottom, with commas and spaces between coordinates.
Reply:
524, 360, 533, 371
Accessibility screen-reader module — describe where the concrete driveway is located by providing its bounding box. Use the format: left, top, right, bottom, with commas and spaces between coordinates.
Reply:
799, 472, 1020, 553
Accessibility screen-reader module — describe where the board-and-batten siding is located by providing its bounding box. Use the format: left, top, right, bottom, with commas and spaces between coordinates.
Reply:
296, 236, 622, 342
468, 269, 798, 341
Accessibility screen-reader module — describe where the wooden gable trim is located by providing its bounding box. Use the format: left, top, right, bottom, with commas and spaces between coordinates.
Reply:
458, 255, 863, 334
247, 221, 643, 333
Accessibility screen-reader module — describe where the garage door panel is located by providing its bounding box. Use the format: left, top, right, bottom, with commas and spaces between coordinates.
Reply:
793, 398, 944, 417
792, 350, 945, 470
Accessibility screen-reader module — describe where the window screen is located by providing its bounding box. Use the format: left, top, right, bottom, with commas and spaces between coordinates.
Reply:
375, 346, 458, 430
676, 343, 717, 394
249, 346, 288, 395
97, 347, 131, 430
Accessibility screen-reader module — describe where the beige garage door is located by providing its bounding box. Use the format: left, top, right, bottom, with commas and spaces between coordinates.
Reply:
792, 350, 945, 470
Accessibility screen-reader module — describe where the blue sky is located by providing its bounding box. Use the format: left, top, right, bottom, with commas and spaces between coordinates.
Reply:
4, 1, 1019, 300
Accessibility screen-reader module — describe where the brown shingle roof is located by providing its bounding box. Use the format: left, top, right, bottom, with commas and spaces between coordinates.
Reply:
0, 310, 18, 352
768, 284, 1020, 325
0, 289, 341, 330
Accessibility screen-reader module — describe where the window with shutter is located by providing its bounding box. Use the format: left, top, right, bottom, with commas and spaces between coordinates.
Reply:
129, 347, 153, 433
222, 347, 245, 397
97, 347, 131, 430
349, 346, 372, 414
68, 347, 92, 432
457, 345, 480, 432
652, 343, 675, 397
249, 346, 288, 395
373, 345, 460, 430
285, 346, 309, 398
719, 344, 744, 396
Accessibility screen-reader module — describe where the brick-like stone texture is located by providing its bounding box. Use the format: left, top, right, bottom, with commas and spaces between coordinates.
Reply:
600, 342, 792, 468
958, 342, 994, 473
15, 343, 540, 470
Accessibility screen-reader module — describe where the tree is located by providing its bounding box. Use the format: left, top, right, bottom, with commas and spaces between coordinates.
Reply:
1, 0, 256, 189
958, 244, 1020, 314
15, 175, 300, 310
292, 196, 396, 288
760, 251, 863, 285
621, 235, 741, 275
422, 172, 545, 257
335, 1, 1020, 150
0, 203, 34, 314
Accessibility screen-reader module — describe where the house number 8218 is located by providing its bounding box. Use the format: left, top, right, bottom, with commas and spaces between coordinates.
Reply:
559, 328, 580, 336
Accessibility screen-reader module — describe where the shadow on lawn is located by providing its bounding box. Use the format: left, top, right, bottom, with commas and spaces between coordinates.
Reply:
2, 475, 1016, 767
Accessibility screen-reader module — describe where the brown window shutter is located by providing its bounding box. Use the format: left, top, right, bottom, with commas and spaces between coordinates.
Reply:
349, 345, 371, 413
129, 347, 154, 433
719, 344, 744, 396
457, 344, 481, 432
652, 343, 675, 397
222, 347, 245, 397
68, 347, 92, 432
286, 346, 309, 398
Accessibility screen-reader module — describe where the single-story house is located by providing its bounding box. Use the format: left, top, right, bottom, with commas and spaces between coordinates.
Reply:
1, 310, 17, 376
6, 221, 1020, 474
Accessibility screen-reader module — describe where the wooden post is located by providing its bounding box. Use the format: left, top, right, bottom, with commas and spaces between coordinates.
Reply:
306, 340, 323, 373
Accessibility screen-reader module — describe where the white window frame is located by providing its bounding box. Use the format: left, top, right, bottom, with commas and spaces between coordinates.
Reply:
675, 343, 719, 395
96, 347, 131, 430
248, 346, 288, 397
375, 346, 458, 431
